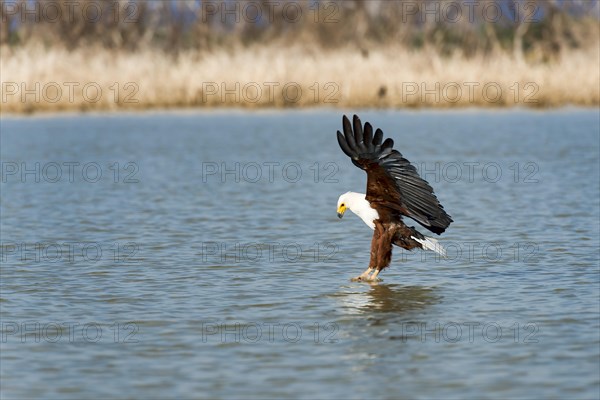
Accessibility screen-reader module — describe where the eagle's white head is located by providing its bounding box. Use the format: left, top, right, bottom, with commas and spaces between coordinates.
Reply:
336, 191, 378, 229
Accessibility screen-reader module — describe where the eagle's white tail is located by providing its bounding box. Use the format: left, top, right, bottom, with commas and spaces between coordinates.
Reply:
412, 236, 447, 257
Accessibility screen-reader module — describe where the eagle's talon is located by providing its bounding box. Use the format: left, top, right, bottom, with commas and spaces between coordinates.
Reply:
350, 276, 381, 283
351, 273, 382, 283
351, 267, 375, 282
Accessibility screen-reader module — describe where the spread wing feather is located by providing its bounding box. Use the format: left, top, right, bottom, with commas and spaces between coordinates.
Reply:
337, 114, 453, 234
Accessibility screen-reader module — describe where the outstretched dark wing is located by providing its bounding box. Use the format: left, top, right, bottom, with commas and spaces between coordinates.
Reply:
337, 114, 452, 234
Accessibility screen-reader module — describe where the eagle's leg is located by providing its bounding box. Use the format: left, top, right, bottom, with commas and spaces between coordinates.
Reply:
367, 225, 395, 282
351, 222, 382, 282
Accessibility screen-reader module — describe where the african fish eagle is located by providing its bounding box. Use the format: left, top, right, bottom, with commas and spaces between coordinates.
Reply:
336, 115, 453, 282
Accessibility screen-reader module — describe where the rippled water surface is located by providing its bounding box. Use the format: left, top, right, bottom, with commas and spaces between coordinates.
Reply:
1, 109, 599, 399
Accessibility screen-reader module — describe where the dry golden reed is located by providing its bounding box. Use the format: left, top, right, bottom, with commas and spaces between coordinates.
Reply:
1, 44, 598, 114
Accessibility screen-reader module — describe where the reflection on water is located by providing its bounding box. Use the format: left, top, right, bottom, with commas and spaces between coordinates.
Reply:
365, 283, 440, 314
333, 283, 440, 329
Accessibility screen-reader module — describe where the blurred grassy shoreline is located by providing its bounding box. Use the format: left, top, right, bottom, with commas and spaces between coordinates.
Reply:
1, 0, 598, 114
2, 44, 598, 114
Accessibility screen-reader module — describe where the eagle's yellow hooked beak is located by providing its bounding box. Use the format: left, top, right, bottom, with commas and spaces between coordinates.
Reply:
337, 204, 347, 219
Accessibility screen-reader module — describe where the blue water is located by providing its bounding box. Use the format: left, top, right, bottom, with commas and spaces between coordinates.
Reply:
1, 109, 599, 399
